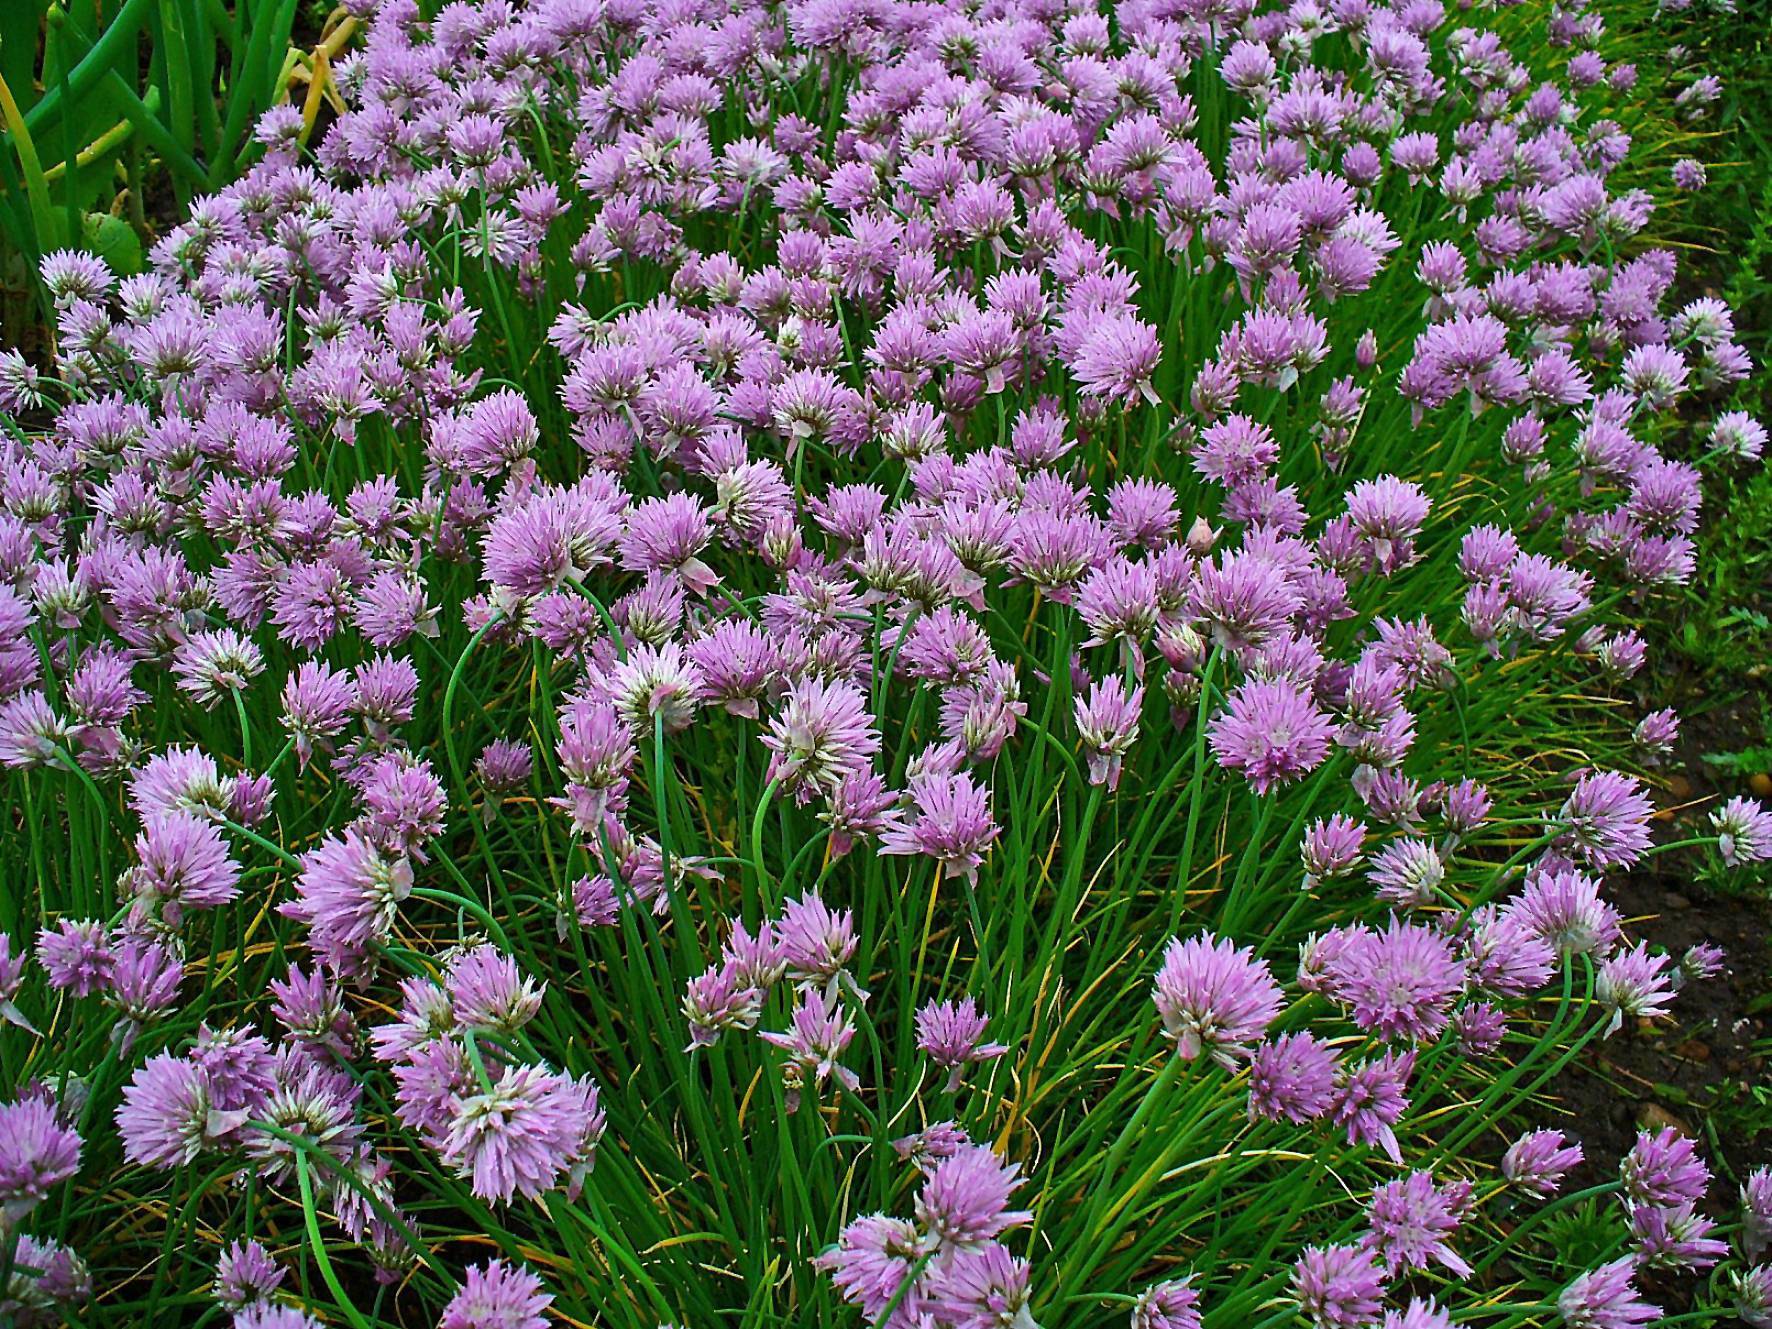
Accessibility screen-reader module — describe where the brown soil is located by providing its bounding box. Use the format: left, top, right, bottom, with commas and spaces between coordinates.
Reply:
1545, 686, 1772, 1239
1551, 870, 1771, 1178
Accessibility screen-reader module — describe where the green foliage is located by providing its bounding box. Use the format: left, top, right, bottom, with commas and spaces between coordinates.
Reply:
0, 0, 312, 325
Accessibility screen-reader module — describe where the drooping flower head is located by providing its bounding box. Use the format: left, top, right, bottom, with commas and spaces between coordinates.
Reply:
1712, 796, 1772, 866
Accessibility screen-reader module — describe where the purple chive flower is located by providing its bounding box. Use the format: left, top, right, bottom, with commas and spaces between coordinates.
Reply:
893, 1121, 971, 1174
1502, 1128, 1584, 1198
475, 739, 534, 798
683, 963, 765, 1050
115, 1053, 215, 1170
192, 1025, 276, 1117
4, 1234, 91, 1323
916, 997, 1009, 1092
270, 963, 355, 1060
1382, 1300, 1453, 1329
1345, 477, 1430, 573
763, 677, 882, 804
924, 1245, 1035, 1329
1506, 866, 1621, 957
0, 1096, 81, 1224
441, 1064, 603, 1205
242, 1056, 360, 1183
130, 748, 232, 822
1744, 1166, 1772, 1257
1709, 410, 1768, 461
776, 892, 858, 988
1075, 677, 1142, 790
1210, 678, 1335, 795
1676, 942, 1725, 984
37, 920, 113, 997
1152, 933, 1285, 1068
449, 946, 545, 1036
1301, 815, 1367, 887
438, 1259, 553, 1329
1191, 551, 1301, 655
280, 830, 412, 981
1554, 772, 1654, 871
1069, 311, 1162, 406
371, 972, 457, 1065
620, 494, 718, 595
1736, 1266, 1772, 1328
1632, 708, 1680, 760
602, 642, 705, 735
1292, 1244, 1387, 1329
1248, 1032, 1338, 1123
880, 772, 1000, 883
758, 988, 860, 1113
720, 919, 785, 993
1596, 943, 1675, 1034
1621, 1127, 1710, 1207
688, 620, 776, 718
1328, 919, 1468, 1043
1557, 1258, 1659, 1329
282, 662, 357, 770
351, 655, 418, 735
171, 629, 265, 709
1441, 779, 1493, 837
1465, 905, 1557, 999
234, 1306, 322, 1329
1630, 1201, 1727, 1271
914, 1145, 1032, 1251
106, 935, 185, 1044
1712, 796, 1772, 866
0, 692, 68, 769
1453, 1001, 1507, 1055
817, 1214, 925, 1322
1332, 1050, 1415, 1163
128, 811, 241, 926
819, 770, 905, 859
1195, 415, 1279, 489
1131, 1277, 1201, 1329
213, 1239, 284, 1311
1362, 1171, 1472, 1277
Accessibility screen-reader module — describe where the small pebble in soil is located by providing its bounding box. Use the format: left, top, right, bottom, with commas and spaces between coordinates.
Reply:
1637, 1104, 1694, 1136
